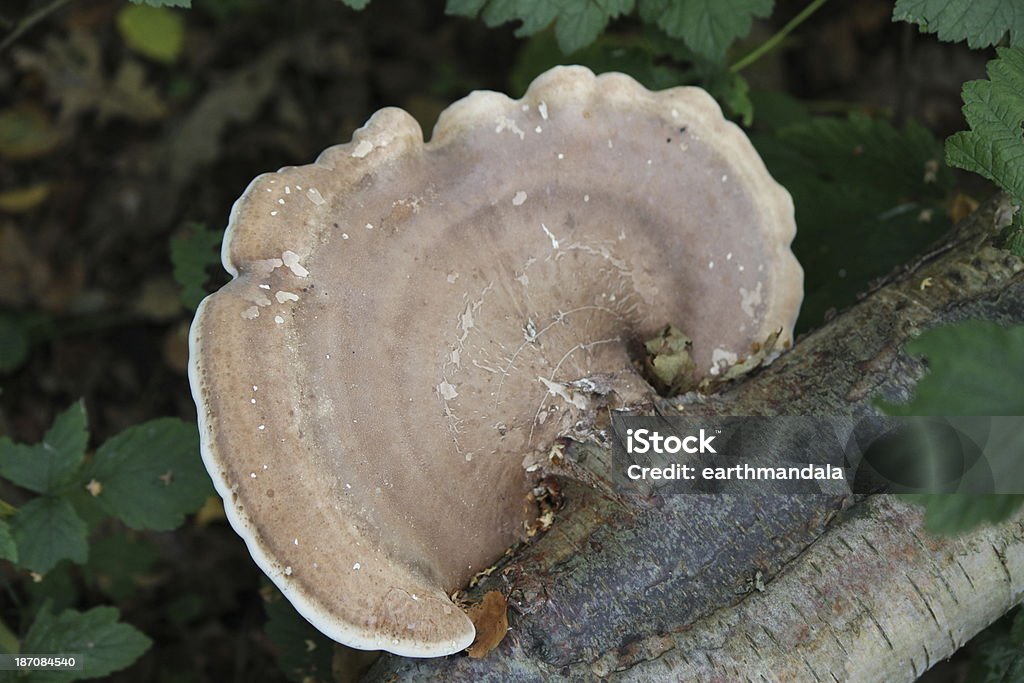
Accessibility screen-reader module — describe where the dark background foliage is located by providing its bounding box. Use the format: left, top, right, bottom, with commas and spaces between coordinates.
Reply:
0, 0, 1017, 680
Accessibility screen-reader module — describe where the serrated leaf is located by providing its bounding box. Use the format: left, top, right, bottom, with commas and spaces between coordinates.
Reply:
638, 0, 773, 60
337, 0, 371, 8
447, 0, 636, 54
510, 31, 685, 94
697, 61, 753, 125
0, 402, 87, 495
967, 609, 1024, 683
893, 0, 1024, 49
909, 495, 1024, 535
880, 321, 1024, 416
84, 535, 159, 602
264, 585, 333, 683
117, 5, 186, 64
0, 519, 16, 563
754, 113, 952, 329
11, 497, 88, 574
23, 601, 151, 681
82, 418, 213, 531
880, 322, 1024, 534
130, 0, 191, 8
170, 223, 221, 310
945, 47, 1024, 256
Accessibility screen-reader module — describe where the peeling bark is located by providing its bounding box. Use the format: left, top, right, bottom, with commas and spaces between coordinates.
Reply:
367, 196, 1024, 681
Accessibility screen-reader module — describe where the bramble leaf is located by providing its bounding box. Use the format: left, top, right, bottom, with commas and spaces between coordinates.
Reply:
84, 535, 160, 602
170, 223, 221, 310
11, 497, 89, 573
638, 0, 773, 60
879, 321, 1024, 534
754, 113, 952, 329
0, 402, 88, 495
264, 584, 334, 683
893, 0, 1024, 49
82, 418, 213, 531
880, 321, 1024, 416
945, 47, 1024, 255
23, 601, 152, 681
447, 0, 636, 54
510, 31, 686, 94
968, 606, 1024, 682
909, 495, 1024, 535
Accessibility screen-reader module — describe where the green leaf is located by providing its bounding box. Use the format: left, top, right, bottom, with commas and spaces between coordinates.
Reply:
11, 497, 88, 574
117, 5, 186, 64
0, 402, 88, 495
880, 322, 1024, 534
908, 495, 1024, 535
754, 113, 952, 329
264, 585, 334, 683
967, 606, 1024, 682
129, 0, 192, 9
24, 562, 80, 616
447, 0, 636, 54
893, 0, 1024, 49
170, 223, 221, 310
638, 0, 773, 61
694, 60, 753, 125
880, 321, 1024, 416
945, 47, 1024, 256
82, 418, 213, 531
510, 31, 686, 94
23, 601, 151, 681
84, 535, 159, 602
338, 0, 372, 8
0, 519, 16, 563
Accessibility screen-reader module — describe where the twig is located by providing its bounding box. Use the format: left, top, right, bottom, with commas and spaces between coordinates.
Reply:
0, 0, 75, 54
730, 0, 830, 73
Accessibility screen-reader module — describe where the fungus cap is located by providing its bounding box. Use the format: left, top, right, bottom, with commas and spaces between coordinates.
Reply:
188, 65, 802, 657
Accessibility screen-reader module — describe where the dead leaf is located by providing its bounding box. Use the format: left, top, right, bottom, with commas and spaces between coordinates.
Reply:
0, 105, 61, 160
0, 182, 51, 212
195, 496, 226, 526
166, 47, 289, 184
949, 192, 979, 224
13, 30, 166, 124
466, 591, 508, 659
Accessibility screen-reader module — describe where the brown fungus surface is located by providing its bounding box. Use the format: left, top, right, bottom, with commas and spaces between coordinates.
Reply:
188, 66, 802, 657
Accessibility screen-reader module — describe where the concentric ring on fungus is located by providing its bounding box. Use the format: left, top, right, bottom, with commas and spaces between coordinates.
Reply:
188, 65, 802, 657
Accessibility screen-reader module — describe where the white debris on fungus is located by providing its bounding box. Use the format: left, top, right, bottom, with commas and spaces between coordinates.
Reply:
352, 140, 374, 158
282, 251, 309, 277
437, 381, 458, 400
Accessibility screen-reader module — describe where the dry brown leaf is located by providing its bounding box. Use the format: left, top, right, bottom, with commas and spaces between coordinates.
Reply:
0, 182, 51, 212
13, 30, 166, 124
466, 591, 508, 659
949, 192, 980, 224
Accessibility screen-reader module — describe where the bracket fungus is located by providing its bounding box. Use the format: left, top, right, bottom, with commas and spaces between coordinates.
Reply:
188, 66, 802, 657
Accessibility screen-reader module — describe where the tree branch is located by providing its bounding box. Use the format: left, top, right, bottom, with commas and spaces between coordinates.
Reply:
367, 195, 1024, 681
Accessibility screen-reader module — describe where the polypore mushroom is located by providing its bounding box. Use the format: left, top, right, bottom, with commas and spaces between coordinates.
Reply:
188, 66, 801, 657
